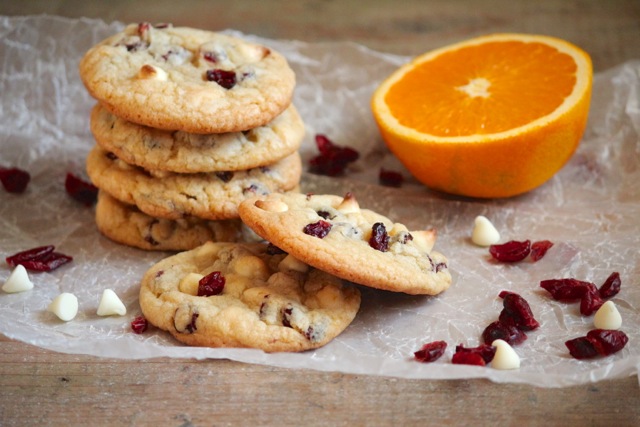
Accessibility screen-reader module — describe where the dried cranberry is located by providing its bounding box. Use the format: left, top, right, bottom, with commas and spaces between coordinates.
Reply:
6, 245, 54, 267
540, 278, 594, 301
566, 329, 628, 359
131, 316, 148, 334
65, 172, 98, 206
587, 329, 628, 356
266, 243, 286, 255
580, 287, 605, 316
308, 134, 359, 177
498, 291, 539, 331
215, 171, 234, 182
203, 51, 218, 63
379, 168, 404, 187
0, 167, 30, 193
186, 312, 199, 333
451, 351, 486, 366
530, 240, 553, 261
599, 272, 621, 299
489, 240, 531, 262
454, 344, 496, 364
303, 220, 332, 239
482, 320, 527, 346
198, 271, 225, 296
369, 222, 390, 252
137, 22, 151, 35
6, 245, 72, 272
565, 336, 600, 359
414, 340, 447, 363
205, 69, 236, 89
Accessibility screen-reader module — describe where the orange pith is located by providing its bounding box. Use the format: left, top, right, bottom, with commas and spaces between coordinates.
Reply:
371, 33, 593, 198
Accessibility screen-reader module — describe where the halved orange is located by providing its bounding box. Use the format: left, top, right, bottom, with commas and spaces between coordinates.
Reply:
371, 33, 593, 198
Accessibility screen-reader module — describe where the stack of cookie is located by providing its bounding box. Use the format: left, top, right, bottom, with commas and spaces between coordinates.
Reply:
79, 23, 304, 251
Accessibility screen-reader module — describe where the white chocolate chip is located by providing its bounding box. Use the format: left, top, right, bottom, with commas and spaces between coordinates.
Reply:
96, 289, 127, 316
255, 199, 289, 212
48, 293, 78, 322
336, 193, 360, 214
2, 265, 34, 293
412, 229, 437, 253
178, 272, 204, 296
593, 301, 622, 330
278, 254, 309, 273
491, 339, 520, 370
137, 64, 168, 81
471, 215, 501, 247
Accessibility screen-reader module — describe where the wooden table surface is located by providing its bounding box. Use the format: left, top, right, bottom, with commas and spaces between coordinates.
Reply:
1, 1, 639, 425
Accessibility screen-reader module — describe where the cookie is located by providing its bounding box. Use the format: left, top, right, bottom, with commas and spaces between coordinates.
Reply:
238, 192, 452, 295
79, 23, 296, 133
90, 103, 305, 173
95, 191, 246, 251
139, 241, 361, 352
86, 146, 302, 220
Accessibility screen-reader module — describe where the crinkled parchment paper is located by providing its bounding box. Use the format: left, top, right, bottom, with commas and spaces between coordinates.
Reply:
1, 15, 639, 387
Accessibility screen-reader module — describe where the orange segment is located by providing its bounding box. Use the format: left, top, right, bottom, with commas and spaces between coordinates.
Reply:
371, 33, 593, 198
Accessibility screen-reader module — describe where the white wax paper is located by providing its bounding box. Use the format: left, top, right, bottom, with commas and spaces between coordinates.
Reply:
1, 15, 639, 387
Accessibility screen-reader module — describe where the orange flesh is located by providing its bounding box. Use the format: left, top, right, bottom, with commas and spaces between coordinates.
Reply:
384, 41, 578, 137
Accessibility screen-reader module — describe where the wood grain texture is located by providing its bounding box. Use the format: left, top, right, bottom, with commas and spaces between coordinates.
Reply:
1, 1, 639, 425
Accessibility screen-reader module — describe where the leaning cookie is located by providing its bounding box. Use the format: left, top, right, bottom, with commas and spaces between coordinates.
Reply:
238, 192, 452, 295
95, 191, 245, 251
79, 23, 295, 133
90, 103, 305, 173
86, 146, 302, 220
139, 241, 361, 352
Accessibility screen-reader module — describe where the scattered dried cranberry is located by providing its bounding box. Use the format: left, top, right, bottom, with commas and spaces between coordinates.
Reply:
530, 240, 554, 261
579, 286, 605, 315
308, 134, 359, 176
414, 340, 447, 363
379, 168, 403, 187
198, 271, 225, 296
369, 222, 390, 252
6, 245, 72, 272
303, 220, 332, 239
482, 320, 527, 346
540, 278, 594, 301
266, 243, 286, 255
565, 336, 600, 359
489, 240, 531, 262
565, 329, 628, 359
455, 344, 496, 364
599, 272, 621, 299
65, 172, 98, 206
498, 291, 539, 331
0, 167, 30, 193
451, 351, 486, 366
205, 69, 237, 89
131, 316, 148, 334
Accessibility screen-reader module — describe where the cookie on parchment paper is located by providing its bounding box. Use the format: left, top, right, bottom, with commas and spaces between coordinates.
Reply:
139, 241, 361, 352
90, 103, 305, 173
79, 23, 296, 133
86, 146, 302, 220
238, 192, 452, 295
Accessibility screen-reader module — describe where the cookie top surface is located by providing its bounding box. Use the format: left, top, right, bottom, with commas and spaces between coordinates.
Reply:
90, 103, 305, 173
139, 241, 361, 352
79, 24, 296, 133
238, 192, 452, 295
95, 191, 245, 251
86, 146, 301, 220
